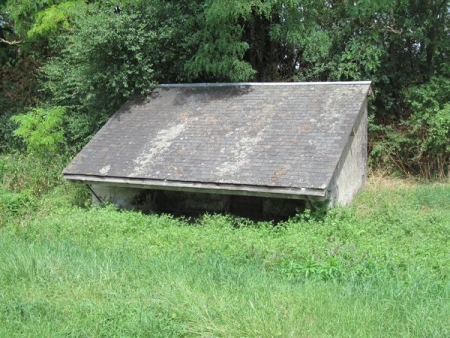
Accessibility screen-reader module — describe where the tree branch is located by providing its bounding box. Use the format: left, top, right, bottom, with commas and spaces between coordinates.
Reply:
0, 37, 22, 45
385, 26, 402, 34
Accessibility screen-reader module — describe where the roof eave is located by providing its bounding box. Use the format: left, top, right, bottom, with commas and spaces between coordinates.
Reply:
63, 174, 328, 201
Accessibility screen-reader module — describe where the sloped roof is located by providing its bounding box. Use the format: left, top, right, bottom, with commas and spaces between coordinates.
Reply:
63, 82, 371, 199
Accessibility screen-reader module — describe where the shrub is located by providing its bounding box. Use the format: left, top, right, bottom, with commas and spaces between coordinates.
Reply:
371, 77, 450, 179
42, 7, 157, 149
0, 153, 64, 196
10, 106, 66, 158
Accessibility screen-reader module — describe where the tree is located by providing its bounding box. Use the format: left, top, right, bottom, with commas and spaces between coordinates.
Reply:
1, 0, 449, 177
185, 0, 391, 82
39, 0, 202, 148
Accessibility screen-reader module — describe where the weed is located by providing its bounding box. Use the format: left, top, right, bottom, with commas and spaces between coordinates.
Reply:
281, 256, 345, 281
0, 153, 65, 196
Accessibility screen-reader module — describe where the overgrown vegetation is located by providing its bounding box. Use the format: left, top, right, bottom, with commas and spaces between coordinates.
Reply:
0, 2, 449, 333
1, 154, 449, 336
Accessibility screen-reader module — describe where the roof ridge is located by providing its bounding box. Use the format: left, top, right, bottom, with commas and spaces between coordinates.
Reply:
158, 81, 372, 88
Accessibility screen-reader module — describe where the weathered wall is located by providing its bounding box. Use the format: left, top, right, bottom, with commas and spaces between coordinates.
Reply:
90, 184, 305, 221
90, 184, 155, 213
329, 99, 368, 205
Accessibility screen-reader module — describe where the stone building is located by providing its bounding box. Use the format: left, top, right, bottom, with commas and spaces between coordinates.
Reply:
64, 82, 372, 220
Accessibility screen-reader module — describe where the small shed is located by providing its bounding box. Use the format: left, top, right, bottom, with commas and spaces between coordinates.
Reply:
63, 82, 372, 219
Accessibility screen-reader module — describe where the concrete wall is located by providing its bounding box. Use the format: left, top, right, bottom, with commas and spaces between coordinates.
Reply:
329, 99, 368, 206
90, 184, 155, 213
90, 184, 305, 221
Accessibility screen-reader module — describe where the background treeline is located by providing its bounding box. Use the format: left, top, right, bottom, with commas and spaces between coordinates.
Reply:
1, 0, 449, 178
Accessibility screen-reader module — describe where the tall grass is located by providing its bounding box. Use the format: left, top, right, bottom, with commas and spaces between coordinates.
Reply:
1, 154, 450, 336
1, 233, 449, 337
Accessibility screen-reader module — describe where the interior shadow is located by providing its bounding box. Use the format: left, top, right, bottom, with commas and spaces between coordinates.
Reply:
132, 189, 308, 224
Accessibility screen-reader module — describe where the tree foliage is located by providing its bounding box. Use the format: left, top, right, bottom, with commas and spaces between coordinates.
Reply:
40, 1, 202, 148
26, 1, 86, 40
0, 0, 449, 177
11, 106, 66, 158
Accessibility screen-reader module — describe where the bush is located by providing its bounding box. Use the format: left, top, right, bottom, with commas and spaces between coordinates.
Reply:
371, 77, 450, 179
11, 106, 66, 158
0, 188, 36, 216
42, 6, 157, 149
0, 153, 65, 196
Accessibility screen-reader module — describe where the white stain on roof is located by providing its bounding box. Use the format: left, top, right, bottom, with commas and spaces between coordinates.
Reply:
216, 134, 263, 177
99, 165, 111, 175
130, 123, 186, 177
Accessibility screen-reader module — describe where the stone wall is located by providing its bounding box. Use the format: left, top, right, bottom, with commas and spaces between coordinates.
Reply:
90, 184, 306, 221
328, 99, 368, 205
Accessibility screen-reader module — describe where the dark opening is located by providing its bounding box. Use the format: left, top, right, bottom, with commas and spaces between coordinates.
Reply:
229, 195, 264, 221
133, 189, 307, 222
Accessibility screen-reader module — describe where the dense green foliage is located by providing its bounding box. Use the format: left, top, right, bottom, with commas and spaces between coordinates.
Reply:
0, 0, 450, 174
11, 106, 65, 157
1, 153, 449, 336
1, 0, 449, 172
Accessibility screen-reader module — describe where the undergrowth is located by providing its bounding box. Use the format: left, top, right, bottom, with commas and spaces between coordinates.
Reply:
1, 154, 449, 337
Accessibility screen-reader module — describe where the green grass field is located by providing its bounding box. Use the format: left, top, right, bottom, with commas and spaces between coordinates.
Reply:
1, 154, 450, 337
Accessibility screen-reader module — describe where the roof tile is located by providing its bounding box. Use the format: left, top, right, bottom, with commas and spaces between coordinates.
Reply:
64, 82, 370, 191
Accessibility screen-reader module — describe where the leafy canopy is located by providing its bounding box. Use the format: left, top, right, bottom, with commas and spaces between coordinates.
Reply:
11, 106, 65, 157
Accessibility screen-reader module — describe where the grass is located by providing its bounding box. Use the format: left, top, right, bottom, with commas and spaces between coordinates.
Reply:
1, 154, 450, 337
